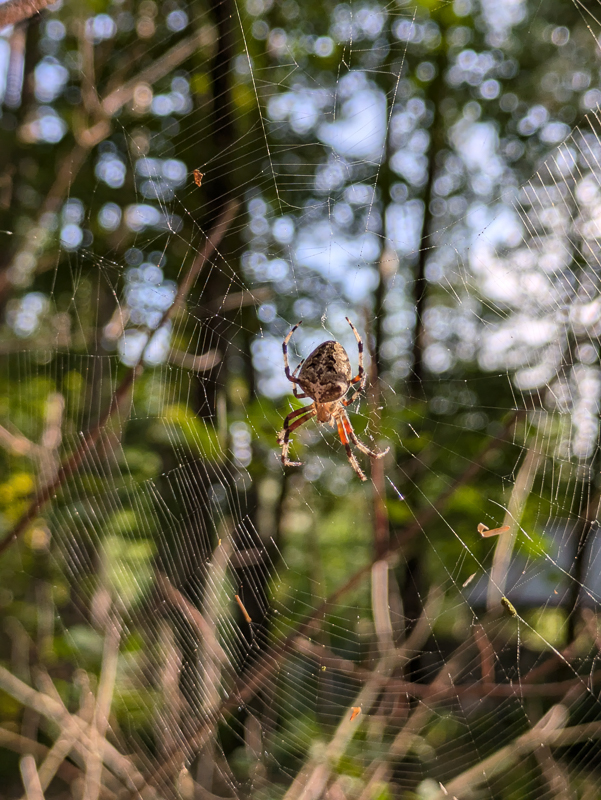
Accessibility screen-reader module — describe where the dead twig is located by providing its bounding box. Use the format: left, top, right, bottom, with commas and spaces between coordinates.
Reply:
487, 445, 544, 610
83, 615, 122, 800
474, 624, 495, 684
0, 423, 40, 457
20, 754, 45, 800
156, 573, 228, 666
430, 705, 598, 800
282, 588, 443, 800
168, 347, 221, 373
23, 671, 95, 798
0, 666, 151, 797
0, 726, 118, 799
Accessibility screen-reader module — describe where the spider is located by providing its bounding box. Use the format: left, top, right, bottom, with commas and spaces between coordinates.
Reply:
276, 318, 389, 481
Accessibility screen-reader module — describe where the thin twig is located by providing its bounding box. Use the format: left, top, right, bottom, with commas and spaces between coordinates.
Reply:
295, 637, 601, 699
156, 621, 184, 758
0, 423, 40, 457
31, 671, 95, 796
371, 560, 393, 656
534, 745, 574, 799
282, 588, 443, 800
430, 706, 601, 800
0, 666, 152, 796
20, 754, 45, 800
156, 573, 229, 666
83, 615, 122, 800
0, 726, 117, 800
101, 32, 209, 117
356, 650, 466, 800
487, 444, 544, 609
474, 624, 495, 684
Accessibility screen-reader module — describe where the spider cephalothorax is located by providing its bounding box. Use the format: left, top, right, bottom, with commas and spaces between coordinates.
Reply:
276, 318, 389, 481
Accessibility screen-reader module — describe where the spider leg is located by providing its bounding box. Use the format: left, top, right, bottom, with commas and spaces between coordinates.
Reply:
345, 317, 366, 393
283, 320, 303, 385
342, 388, 361, 407
342, 411, 390, 460
336, 416, 367, 482
277, 404, 316, 467
291, 359, 308, 397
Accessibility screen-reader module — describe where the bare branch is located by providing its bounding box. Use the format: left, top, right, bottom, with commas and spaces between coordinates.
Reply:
0, 0, 52, 28
20, 754, 45, 800
101, 31, 207, 117
0, 27, 209, 298
0, 423, 40, 457
0, 727, 116, 800
156, 573, 229, 667
168, 347, 221, 373
283, 588, 444, 800
487, 445, 544, 609
83, 615, 121, 800
474, 624, 495, 684
0, 662, 152, 795
30, 672, 95, 796
430, 707, 601, 800
295, 638, 601, 700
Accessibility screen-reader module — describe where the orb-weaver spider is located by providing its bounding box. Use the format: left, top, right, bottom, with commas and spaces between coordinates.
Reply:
276, 318, 389, 481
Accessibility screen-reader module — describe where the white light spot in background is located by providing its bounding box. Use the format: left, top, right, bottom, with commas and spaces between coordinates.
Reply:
34, 58, 68, 103
20, 107, 67, 144
314, 36, 334, 57
424, 343, 453, 373
319, 82, 387, 160
124, 205, 182, 233
118, 329, 148, 367
96, 153, 127, 189
7, 292, 48, 337
85, 14, 117, 43
62, 199, 84, 225
60, 224, 83, 251
44, 20, 66, 40
231, 421, 252, 467
98, 203, 122, 231
272, 216, 295, 243
166, 10, 188, 31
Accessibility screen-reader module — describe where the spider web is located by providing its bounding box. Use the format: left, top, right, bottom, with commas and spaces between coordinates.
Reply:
3, 0, 601, 799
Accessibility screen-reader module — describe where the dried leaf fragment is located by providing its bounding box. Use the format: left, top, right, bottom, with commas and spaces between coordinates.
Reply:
501, 596, 517, 617
350, 707, 361, 722
193, 169, 204, 187
235, 594, 252, 623
478, 523, 511, 538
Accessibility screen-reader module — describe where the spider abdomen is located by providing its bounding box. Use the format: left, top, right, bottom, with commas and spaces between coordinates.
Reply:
298, 341, 352, 402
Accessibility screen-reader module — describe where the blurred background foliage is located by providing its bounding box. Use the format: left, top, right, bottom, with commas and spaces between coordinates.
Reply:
1, 0, 601, 797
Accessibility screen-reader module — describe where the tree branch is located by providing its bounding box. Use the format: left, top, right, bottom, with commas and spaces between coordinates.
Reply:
0, 666, 149, 796
0, 0, 52, 28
